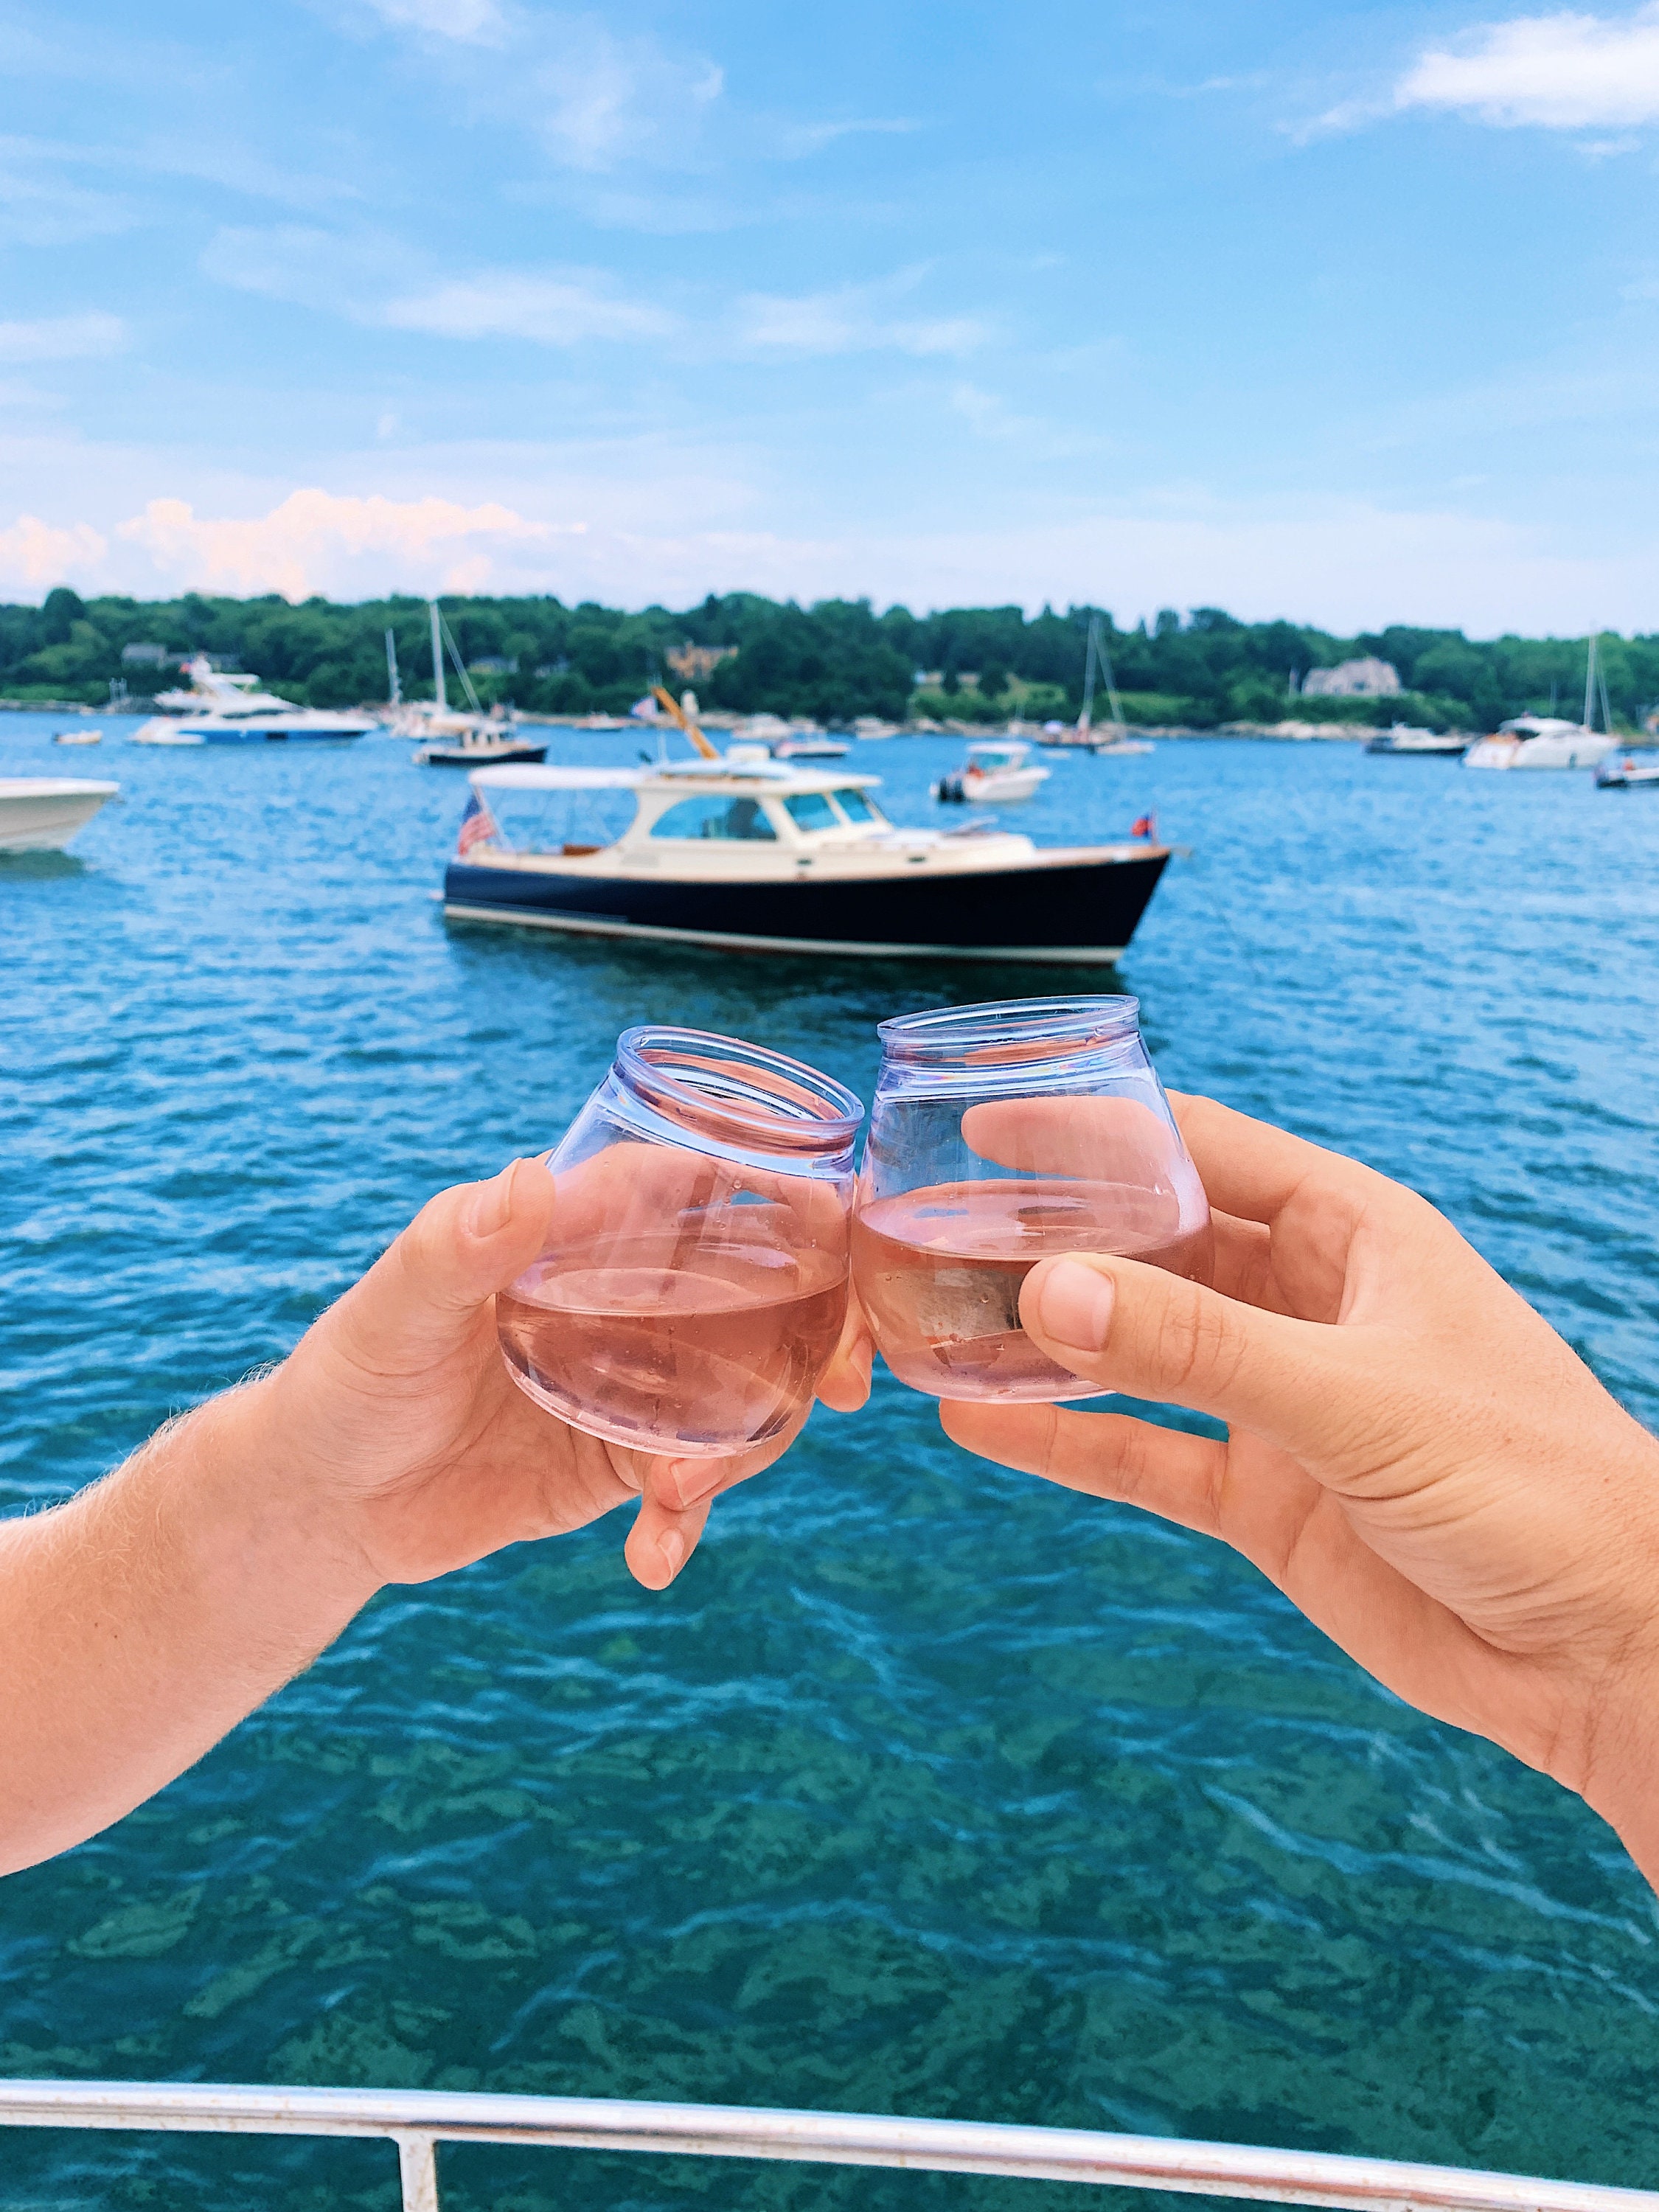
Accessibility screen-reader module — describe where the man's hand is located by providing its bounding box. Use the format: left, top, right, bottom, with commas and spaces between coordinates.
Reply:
941, 1094, 1659, 1882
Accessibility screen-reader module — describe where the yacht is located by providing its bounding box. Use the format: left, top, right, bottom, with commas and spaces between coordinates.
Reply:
1464, 637, 1620, 771
442, 740, 1169, 962
0, 777, 119, 852
934, 741, 1051, 804
131, 661, 378, 745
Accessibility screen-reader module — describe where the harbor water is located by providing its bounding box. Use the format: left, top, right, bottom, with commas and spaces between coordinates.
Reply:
3, 716, 1658, 2211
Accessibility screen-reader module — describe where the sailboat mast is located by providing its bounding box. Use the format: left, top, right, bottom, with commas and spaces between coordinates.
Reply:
1100, 634, 1125, 729
385, 627, 401, 706
430, 600, 447, 714
1079, 616, 1099, 736
1583, 633, 1596, 733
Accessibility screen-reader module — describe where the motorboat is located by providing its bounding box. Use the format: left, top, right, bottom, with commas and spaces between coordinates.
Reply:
935, 742, 1051, 804
1464, 718, 1617, 771
442, 745, 1171, 962
1465, 635, 1620, 771
52, 727, 102, 746
131, 660, 378, 745
1365, 724, 1467, 757
1596, 752, 1659, 789
768, 734, 849, 761
414, 729, 547, 768
0, 777, 118, 852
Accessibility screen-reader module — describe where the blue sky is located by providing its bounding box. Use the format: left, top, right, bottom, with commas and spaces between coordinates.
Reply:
4, 0, 1659, 630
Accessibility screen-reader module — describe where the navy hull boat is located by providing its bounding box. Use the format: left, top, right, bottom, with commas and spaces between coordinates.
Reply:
442, 747, 1170, 963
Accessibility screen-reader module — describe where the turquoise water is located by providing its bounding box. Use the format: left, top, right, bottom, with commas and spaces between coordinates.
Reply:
3, 716, 1658, 2211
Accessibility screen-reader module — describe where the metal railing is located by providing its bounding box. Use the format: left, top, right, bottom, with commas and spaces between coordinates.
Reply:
0, 2081, 1654, 2212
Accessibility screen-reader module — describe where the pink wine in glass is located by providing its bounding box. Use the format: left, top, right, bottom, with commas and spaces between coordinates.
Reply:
852, 1178, 1214, 1401
498, 1230, 849, 1457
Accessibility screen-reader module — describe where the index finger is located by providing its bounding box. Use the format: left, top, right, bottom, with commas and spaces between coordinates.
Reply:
1166, 1093, 1373, 1228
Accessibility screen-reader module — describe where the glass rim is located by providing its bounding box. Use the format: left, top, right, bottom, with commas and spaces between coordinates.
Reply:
615, 1024, 864, 1151
876, 995, 1141, 1061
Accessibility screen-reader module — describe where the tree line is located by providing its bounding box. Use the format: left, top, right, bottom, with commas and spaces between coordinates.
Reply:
3, 585, 1655, 732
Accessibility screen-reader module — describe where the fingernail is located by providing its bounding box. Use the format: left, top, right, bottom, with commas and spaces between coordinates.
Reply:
466, 1162, 517, 1239
668, 1459, 721, 1509
1032, 1259, 1115, 1352
659, 1528, 686, 1581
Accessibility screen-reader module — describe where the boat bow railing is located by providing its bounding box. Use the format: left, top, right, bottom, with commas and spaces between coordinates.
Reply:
0, 2081, 1654, 2212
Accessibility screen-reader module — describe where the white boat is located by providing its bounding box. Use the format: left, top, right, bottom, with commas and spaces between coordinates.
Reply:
0, 776, 119, 852
1037, 616, 1152, 755
52, 727, 103, 746
1596, 752, 1659, 789
131, 660, 378, 745
1366, 724, 1467, 757
1464, 637, 1619, 771
934, 741, 1051, 804
392, 602, 523, 753
442, 741, 1169, 962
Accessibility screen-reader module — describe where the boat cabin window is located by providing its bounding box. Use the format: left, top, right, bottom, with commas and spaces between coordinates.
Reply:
650, 794, 778, 841
831, 787, 879, 824
782, 792, 839, 833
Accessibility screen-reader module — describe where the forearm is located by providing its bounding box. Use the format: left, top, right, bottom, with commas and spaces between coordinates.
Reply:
0, 1377, 382, 1875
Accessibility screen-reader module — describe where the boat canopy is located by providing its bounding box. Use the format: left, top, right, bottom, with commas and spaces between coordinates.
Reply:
470, 761, 881, 795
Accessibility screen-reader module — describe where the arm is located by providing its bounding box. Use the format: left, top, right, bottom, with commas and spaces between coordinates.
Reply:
942, 1095, 1659, 1885
0, 1160, 796, 1876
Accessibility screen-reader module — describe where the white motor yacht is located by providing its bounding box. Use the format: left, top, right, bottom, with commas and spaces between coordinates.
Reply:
443, 745, 1169, 961
0, 777, 119, 852
934, 741, 1051, 804
131, 659, 378, 745
1465, 636, 1620, 771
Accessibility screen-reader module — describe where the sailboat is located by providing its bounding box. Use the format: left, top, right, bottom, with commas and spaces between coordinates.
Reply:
1039, 616, 1152, 757
1464, 635, 1621, 771
392, 603, 545, 765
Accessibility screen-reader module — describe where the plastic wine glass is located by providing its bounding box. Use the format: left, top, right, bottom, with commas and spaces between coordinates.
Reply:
851, 995, 1212, 1402
498, 1026, 863, 1456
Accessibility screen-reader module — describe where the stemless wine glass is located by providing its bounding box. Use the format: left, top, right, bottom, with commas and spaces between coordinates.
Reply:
498, 1026, 863, 1457
851, 996, 1212, 1403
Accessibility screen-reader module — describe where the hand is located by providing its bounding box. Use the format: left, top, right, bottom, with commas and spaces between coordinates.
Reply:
941, 1094, 1659, 1878
269, 1155, 807, 1593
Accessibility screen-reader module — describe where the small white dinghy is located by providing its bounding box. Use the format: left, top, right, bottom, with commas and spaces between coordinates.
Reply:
52, 727, 103, 746
0, 777, 119, 852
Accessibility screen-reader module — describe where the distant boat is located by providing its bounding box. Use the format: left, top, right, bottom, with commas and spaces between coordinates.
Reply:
1596, 753, 1659, 790
1037, 618, 1153, 755
0, 776, 118, 852
1366, 724, 1467, 757
1465, 636, 1619, 771
934, 740, 1051, 804
415, 730, 548, 768
131, 660, 378, 745
394, 602, 523, 753
52, 728, 102, 746
769, 734, 849, 760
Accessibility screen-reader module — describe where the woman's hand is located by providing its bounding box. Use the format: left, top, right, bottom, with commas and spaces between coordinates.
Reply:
940, 1094, 1659, 1879
271, 1155, 805, 1594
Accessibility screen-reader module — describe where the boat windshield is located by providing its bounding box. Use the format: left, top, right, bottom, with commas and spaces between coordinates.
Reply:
783, 792, 838, 832
650, 794, 778, 841
830, 787, 882, 824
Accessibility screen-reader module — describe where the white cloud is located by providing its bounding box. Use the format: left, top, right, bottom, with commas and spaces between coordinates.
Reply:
114, 490, 552, 599
382, 271, 676, 344
1377, 4, 1659, 131
0, 313, 127, 363
0, 513, 108, 591
736, 274, 990, 359
772, 116, 921, 158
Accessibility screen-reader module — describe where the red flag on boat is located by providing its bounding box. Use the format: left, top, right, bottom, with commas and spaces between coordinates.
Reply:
456, 790, 499, 857
1131, 812, 1156, 840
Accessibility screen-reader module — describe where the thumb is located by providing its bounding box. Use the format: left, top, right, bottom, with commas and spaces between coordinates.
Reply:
1019, 1252, 1366, 1450
333, 1159, 558, 1371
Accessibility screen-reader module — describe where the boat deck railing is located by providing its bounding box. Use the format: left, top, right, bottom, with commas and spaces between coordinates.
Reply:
0, 2081, 1654, 2212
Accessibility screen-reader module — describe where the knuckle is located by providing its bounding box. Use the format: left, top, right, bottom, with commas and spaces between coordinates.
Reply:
1146, 1281, 1247, 1394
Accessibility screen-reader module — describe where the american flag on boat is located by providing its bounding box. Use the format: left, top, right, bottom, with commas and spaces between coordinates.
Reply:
456, 790, 499, 857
